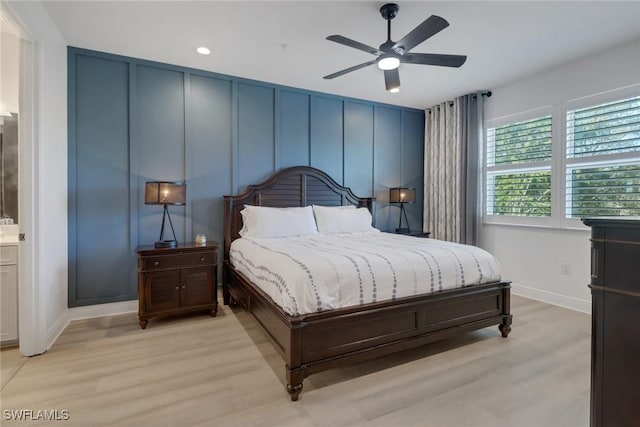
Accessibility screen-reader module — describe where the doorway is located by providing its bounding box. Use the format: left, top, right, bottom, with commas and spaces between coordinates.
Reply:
1, 4, 38, 356
0, 10, 20, 348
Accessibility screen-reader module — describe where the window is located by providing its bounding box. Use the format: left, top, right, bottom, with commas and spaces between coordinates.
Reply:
565, 96, 640, 218
485, 88, 640, 226
486, 115, 552, 218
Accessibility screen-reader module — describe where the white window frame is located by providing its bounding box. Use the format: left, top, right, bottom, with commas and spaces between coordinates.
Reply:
561, 85, 640, 229
484, 106, 557, 227
483, 84, 640, 230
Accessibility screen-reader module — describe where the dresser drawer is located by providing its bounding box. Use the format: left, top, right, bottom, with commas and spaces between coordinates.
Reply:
142, 251, 216, 271
0, 246, 18, 266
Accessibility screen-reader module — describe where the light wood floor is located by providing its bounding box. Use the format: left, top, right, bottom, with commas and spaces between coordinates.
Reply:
0, 295, 590, 426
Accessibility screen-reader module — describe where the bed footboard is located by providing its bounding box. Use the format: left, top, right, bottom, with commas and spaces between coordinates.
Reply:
224, 261, 512, 401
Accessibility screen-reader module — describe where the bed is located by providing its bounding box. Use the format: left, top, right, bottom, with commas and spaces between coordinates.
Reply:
223, 166, 512, 401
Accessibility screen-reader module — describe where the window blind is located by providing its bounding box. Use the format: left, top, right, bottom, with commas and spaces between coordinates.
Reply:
566, 96, 640, 218
486, 115, 552, 217
487, 116, 552, 166
567, 96, 640, 158
487, 171, 552, 217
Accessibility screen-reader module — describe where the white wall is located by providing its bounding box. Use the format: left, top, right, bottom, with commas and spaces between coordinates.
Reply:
5, 0, 68, 355
481, 39, 640, 313
482, 224, 592, 312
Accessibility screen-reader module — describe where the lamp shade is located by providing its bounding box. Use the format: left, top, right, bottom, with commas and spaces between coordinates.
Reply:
145, 182, 186, 205
389, 187, 416, 204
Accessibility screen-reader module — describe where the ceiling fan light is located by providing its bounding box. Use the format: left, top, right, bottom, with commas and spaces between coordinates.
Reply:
378, 55, 400, 70
385, 68, 400, 93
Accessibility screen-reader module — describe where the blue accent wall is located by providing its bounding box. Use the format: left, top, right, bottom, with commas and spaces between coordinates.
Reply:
310, 96, 344, 183
374, 106, 403, 230
279, 90, 310, 168
68, 47, 425, 307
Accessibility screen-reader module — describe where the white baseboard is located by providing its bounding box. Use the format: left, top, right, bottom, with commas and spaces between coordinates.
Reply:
68, 300, 138, 321
511, 283, 591, 314
45, 313, 70, 352
38, 301, 138, 353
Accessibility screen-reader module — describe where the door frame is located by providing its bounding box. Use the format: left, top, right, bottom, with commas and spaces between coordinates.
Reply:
2, 3, 41, 356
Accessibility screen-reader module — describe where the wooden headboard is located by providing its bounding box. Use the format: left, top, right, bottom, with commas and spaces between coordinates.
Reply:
223, 166, 375, 260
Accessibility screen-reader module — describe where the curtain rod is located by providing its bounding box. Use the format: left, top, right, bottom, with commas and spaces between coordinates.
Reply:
426, 91, 492, 112
473, 91, 492, 99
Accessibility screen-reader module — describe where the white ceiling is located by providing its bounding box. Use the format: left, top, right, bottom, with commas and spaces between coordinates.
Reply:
43, 1, 640, 110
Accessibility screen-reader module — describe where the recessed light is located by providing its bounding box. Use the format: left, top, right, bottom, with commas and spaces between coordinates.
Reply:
196, 47, 211, 55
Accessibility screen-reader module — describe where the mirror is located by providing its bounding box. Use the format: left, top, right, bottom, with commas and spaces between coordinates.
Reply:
0, 112, 18, 223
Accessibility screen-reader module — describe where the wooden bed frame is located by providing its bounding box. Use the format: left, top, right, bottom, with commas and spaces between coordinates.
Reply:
223, 166, 512, 401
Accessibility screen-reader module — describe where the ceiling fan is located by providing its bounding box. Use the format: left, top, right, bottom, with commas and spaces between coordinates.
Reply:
323, 3, 467, 93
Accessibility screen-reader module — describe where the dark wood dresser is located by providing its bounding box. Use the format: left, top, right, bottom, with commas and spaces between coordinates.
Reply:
582, 217, 640, 427
136, 242, 218, 329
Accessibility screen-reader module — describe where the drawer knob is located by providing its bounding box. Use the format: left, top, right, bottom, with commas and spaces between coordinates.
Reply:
200, 257, 206, 262
175, 286, 179, 290
182, 285, 186, 289
154, 261, 160, 266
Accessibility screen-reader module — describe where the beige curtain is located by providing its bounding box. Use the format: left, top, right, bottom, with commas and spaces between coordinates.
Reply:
424, 94, 484, 244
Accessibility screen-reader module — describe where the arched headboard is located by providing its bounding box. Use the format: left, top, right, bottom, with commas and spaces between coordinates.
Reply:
223, 166, 375, 261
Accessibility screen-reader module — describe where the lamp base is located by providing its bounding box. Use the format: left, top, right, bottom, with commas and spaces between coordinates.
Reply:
155, 240, 178, 248
395, 227, 410, 234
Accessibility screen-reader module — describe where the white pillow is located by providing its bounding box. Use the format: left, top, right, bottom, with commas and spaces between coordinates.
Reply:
239, 205, 318, 238
312, 205, 375, 234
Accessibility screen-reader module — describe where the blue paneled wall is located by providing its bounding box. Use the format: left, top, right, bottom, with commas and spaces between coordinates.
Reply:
68, 47, 425, 307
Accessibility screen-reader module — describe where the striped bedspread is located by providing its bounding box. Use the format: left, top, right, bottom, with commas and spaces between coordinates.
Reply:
229, 231, 502, 315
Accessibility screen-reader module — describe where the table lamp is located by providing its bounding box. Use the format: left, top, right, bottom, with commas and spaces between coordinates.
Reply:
145, 181, 186, 248
389, 187, 415, 234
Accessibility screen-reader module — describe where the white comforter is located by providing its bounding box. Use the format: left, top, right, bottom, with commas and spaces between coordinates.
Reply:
230, 231, 502, 315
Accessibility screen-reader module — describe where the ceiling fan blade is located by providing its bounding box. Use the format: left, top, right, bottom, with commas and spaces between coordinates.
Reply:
392, 15, 449, 53
323, 60, 378, 80
384, 68, 400, 91
402, 53, 467, 68
327, 35, 382, 56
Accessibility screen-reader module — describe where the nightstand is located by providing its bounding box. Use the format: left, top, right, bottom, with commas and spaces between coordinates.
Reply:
400, 230, 431, 238
136, 241, 218, 329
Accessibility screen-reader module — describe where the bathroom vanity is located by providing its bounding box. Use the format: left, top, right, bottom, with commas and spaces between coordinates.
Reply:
0, 225, 19, 346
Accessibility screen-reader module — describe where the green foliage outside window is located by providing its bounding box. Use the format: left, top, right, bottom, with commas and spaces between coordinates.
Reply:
567, 96, 640, 217
569, 164, 640, 217
492, 117, 552, 165
570, 97, 640, 158
488, 116, 552, 216
491, 171, 551, 217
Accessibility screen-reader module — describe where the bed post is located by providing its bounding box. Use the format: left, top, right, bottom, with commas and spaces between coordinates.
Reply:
286, 319, 306, 401
286, 367, 305, 401
499, 283, 512, 337
223, 195, 233, 305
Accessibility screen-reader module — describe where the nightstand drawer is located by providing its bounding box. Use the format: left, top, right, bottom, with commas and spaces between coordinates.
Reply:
143, 251, 216, 271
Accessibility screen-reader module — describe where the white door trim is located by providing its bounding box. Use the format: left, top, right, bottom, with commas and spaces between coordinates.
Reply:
2, 2, 43, 356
